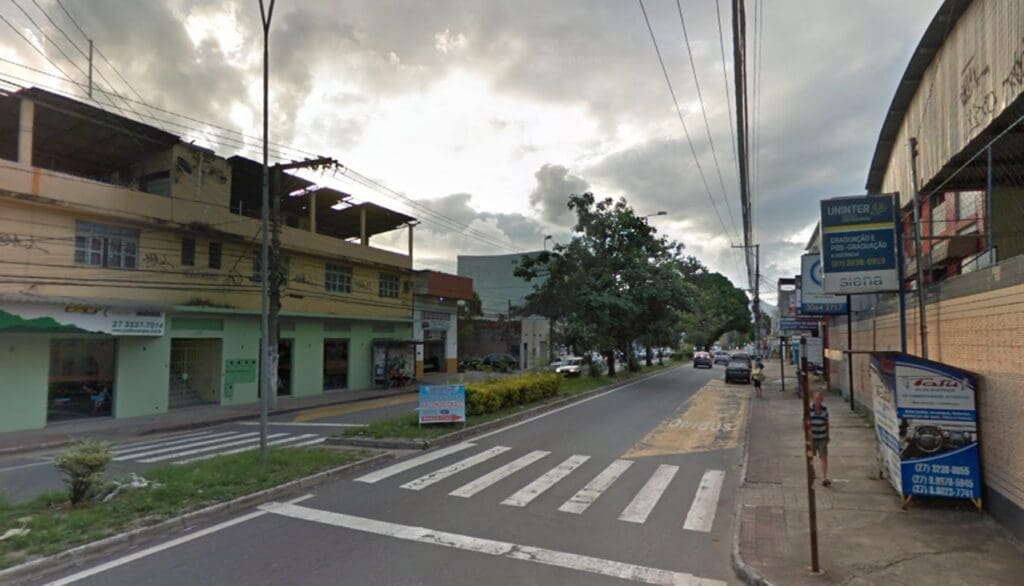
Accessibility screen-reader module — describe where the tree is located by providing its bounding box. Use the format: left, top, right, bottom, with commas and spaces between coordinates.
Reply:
457, 292, 483, 359
517, 193, 690, 376
680, 268, 752, 351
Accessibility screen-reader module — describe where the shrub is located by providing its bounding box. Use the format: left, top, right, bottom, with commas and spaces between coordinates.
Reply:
588, 360, 606, 378
53, 440, 112, 505
464, 373, 562, 416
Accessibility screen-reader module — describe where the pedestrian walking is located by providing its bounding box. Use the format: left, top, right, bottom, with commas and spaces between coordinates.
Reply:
809, 391, 831, 486
751, 360, 765, 398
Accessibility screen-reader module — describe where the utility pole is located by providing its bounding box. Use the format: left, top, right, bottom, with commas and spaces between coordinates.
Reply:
732, 243, 761, 355
908, 138, 929, 359
800, 336, 821, 573
258, 0, 276, 466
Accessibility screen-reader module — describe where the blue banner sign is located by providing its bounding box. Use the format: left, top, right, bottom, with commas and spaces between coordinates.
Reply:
820, 195, 899, 294
870, 352, 981, 504
418, 385, 466, 425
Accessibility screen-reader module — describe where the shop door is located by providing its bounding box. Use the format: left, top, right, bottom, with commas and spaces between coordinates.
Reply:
323, 339, 349, 391
169, 338, 222, 409
278, 338, 293, 395
424, 331, 445, 373
48, 338, 116, 422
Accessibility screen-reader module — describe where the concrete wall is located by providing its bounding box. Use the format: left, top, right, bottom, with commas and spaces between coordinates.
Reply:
0, 334, 48, 432
828, 254, 1024, 537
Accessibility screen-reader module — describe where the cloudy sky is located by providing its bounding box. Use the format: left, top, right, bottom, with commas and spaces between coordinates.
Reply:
0, 0, 943, 302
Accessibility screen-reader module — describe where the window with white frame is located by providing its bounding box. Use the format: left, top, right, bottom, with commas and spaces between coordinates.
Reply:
325, 263, 352, 293
74, 221, 139, 269
379, 273, 400, 298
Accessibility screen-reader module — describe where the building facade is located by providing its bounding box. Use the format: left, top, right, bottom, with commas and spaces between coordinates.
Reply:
0, 88, 419, 433
413, 270, 473, 377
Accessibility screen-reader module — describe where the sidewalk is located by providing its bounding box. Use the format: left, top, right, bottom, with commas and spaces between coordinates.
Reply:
0, 371, 475, 455
736, 359, 1024, 585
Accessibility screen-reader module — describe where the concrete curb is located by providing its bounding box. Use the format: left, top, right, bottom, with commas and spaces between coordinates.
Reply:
327, 365, 683, 451
731, 385, 775, 586
0, 450, 393, 585
0, 390, 419, 457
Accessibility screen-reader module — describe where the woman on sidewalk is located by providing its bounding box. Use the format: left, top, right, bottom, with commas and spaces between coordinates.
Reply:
751, 360, 765, 398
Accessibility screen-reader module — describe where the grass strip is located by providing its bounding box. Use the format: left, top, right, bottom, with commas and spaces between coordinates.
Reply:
343, 361, 679, 440
0, 447, 365, 570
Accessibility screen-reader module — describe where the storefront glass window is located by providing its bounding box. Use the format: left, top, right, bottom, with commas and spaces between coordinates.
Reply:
48, 338, 116, 421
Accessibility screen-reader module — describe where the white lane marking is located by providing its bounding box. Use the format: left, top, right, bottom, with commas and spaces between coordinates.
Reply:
137, 433, 289, 464
449, 450, 550, 498
558, 459, 634, 514
110, 430, 221, 453
400, 446, 511, 491
683, 470, 726, 533
237, 421, 368, 428
501, 454, 590, 507
619, 464, 679, 524
0, 460, 53, 473
171, 434, 318, 465
355, 442, 476, 484
287, 437, 329, 448
112, 432, 251, 460
261, 502, 725, 586
44, 494, 315, 586
472, 367, 681, 442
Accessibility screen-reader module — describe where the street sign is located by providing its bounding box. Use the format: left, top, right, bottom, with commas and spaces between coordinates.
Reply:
418, 384, 466, 424
800, 254, 848, 314
819, 194, 899, 294
779, 318, 819, 332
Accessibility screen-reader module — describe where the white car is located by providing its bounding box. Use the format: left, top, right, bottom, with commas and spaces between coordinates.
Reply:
555, 356, 584, 377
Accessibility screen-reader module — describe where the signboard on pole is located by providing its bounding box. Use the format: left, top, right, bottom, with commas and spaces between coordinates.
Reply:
418, 384, 466, 424
801, 254, 848, 314
820, 195, 899, 294
870, 352, 981, 508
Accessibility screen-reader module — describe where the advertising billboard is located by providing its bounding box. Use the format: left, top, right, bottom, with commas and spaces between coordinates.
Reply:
870, 352, 981, 508
800, 254, 848, 314
419, 385, 467, 425
820, 194, 899, 294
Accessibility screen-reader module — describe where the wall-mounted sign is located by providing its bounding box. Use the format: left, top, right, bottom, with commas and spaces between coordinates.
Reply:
870, 352, 981, 508
801, 254, 848, 314
0, 302, 165, 336
820, 194, 899, 294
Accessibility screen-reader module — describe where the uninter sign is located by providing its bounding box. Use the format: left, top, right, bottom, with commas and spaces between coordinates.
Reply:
819, 194, 899, 294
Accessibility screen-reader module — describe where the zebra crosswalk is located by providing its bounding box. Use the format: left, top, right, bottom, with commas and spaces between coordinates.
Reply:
355, 443, 725, 532
110, 430, 328, 465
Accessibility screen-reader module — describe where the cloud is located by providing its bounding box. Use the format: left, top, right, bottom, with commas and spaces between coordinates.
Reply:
528, 164, 589, 224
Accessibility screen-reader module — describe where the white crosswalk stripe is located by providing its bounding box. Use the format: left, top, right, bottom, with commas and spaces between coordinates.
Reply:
619, 464, 679, 524
501, 454, 590, 507
450, 450, 550, 498
138, 433, 292, 463
355, 442, 477, 484
172, 434, 319, 465
112, 431, 239, 456
401, 446, 512, 491
558, 459, 633, 514
112, 432, 254, 461
683, 470, 725, 532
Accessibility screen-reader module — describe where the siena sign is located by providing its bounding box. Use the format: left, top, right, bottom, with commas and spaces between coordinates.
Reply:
819, 194, 900, 294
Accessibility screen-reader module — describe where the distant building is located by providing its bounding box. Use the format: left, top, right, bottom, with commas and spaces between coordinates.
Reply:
456, 252, 545, 318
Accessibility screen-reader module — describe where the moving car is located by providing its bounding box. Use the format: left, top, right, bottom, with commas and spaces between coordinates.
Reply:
713, 351, 731, 365
693, 351, 713, 368
725, 358, 752, 384
555, 356, 584, 377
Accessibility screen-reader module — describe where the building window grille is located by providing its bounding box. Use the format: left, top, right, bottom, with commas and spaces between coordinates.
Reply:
181, 238, 195, 266
74, 221, 139, 269
208, 242, 222, 269
379, 273, 400, 298
325, 264, 352, 293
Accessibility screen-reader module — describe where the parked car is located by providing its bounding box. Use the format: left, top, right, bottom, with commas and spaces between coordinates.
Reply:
548, 358, 565, 371
731, 352, 753, 368
555, 356, 584, 377
693, 351, 713, 369
713, 351, 731, 365
482, 353, 518, 370
725, 358, 752, 384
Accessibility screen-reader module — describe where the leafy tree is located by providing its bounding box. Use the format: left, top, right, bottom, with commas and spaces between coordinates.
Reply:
457, 292, 483, 358
680, 268, 752, 351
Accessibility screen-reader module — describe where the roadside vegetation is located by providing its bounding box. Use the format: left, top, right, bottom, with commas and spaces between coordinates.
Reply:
343, 361, 678, 440
0, 447, 364, 570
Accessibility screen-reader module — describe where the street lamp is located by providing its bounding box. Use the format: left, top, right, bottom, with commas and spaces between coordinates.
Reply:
643, 211, 668, 219
543, 235, 552, 250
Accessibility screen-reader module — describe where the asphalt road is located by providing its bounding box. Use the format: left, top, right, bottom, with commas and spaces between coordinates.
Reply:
37, 364, 750, 586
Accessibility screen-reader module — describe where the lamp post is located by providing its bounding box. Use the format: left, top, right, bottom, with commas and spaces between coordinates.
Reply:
543, 235, 552, 251
642, 210, 668, 220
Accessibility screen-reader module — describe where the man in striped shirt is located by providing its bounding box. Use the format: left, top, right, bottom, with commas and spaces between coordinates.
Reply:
810, 391, 831, 487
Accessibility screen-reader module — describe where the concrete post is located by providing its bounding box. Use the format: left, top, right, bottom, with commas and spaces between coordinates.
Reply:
18, 98, 33, 166
360, 207, 368, 245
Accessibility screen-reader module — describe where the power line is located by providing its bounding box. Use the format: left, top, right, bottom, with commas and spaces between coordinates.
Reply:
674, 0, 741, 240
637, 0, 738, 246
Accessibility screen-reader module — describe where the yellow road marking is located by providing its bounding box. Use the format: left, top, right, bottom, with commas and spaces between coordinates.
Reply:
294, 393, 419, 422
622, 380, 750, 458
